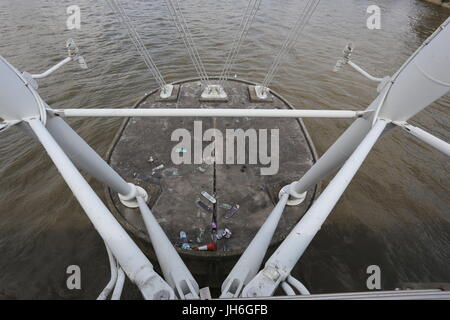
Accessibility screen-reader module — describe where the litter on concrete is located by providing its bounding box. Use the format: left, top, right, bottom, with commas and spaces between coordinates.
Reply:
196, 200, 213, 214
216, 228, 232, 240
224, 204, 240, 219
201, 191, 217, 204
152, 164, 165, 172
219, 203, 232, 210
163, 168, 182, 177
194, 241, 216, 251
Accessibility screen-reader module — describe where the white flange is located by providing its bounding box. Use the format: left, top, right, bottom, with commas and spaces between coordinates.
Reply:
279, 183, 307, 206
254, 85, 269, 99
118, 183, 149, 208
201, 85, 228, 100
160, 84, 174, 99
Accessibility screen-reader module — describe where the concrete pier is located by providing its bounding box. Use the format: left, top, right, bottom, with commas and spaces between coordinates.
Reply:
105, 78, 318, 288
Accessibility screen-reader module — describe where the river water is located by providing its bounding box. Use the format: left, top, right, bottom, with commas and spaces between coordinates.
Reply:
0, 0, 448, 299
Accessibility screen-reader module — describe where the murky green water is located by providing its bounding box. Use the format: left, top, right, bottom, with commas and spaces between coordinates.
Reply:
0, 0, 449, 299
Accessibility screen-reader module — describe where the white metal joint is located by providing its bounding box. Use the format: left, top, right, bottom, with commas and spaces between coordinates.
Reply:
201, 84, 228, 100
279, 182, 307, 206
254, 85, 269, 99
160, 84, 174, 99
119, 183, 149, 208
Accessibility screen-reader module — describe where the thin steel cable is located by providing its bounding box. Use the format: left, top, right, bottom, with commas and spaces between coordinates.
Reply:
265, 1, 318, 86
164, 0, 210, 85
263, 0, 318, 88
219, 0, 259, 83
263, 0, 319, 87
107, 0, 166, 89
164, 0, 207, 83
219, 0, 261, 87
174, 0, 210, 84
262, 0, 320, 88
109, 0, 166, 86
263, 0, 315, 88
114, 1, 167, 86
166, 0, 207, 83
108, 0, 166, 87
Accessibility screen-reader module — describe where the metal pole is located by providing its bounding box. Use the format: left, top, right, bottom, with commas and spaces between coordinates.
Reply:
287, 275, 310, 295
54, 108, 364, 119
111, 268, 126, 300
242, 119, 387, 298
287, 117, 373, 204
45, 115, 139, 200
220, 193, 289, 298
137, 197, 200, 299
97, 245, 118, 300
348, 61, 384, 82
395, 122, 450, 157
31, 57, 73, 79
281, 282, 296, 296
27, 118, 174, 300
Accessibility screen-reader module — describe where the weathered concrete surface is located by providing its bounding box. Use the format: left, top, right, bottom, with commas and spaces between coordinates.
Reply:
105, 79, 317, 287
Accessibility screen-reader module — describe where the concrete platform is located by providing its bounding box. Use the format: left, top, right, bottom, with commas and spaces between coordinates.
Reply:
105, 78, 317, 287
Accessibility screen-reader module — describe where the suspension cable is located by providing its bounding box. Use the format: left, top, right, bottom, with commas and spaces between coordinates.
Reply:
263, 0, 317, 88
164, 0, 205, 83
219, 0, 262, 87
262, 0, 320, 89
107, 0, 167, 89
164, 0, 210, 86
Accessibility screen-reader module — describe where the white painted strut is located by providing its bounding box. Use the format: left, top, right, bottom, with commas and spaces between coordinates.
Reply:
220, 193, 289, 298
281, 282, 296, 296
286, 17, 450, 204
97, 245, 119, 300
54, 108, 364, 119
286, 117, 374, 204
348, 61, 385, 83
31, 57, 73, 79
45, 116, 138, 198
111, 268, 126, 300
395, 122, 450, 157
137, 197, 200, 300
287, 275, 310, 295
241, 119, 387, 298
27, 119, 174, 300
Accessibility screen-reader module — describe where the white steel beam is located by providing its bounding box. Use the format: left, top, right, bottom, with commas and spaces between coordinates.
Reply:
31, 57, 73, 79
45, 115, 135, 197
97, 245, 119, 300
241, 119, 387, 298
220, 193, 289, 298
27, 118, 175, 300
395, 121, 450, 157
54, 108, 365, 119
137, 197, 200, 300
348, 61, 385, 83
